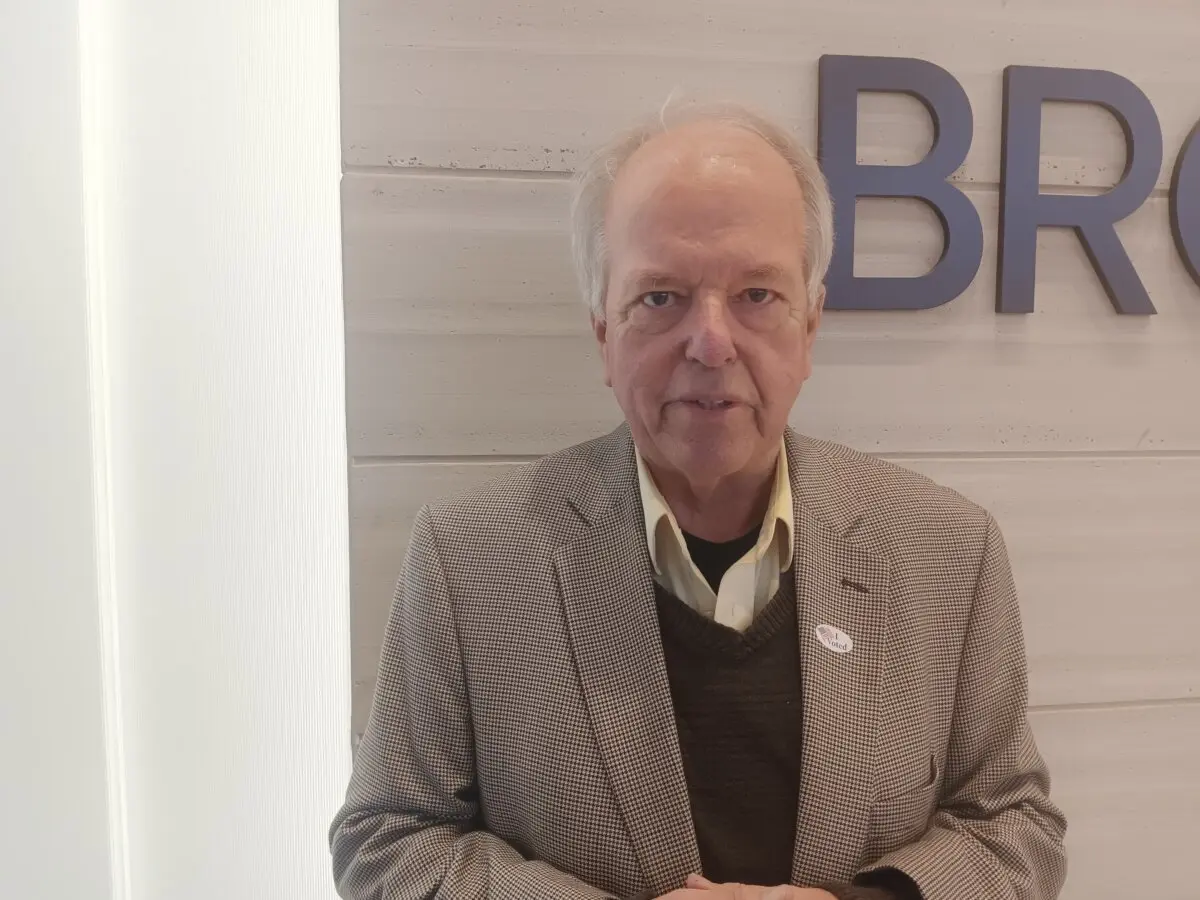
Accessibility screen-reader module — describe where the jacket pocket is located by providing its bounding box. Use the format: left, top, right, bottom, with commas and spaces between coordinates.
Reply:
867, 754, 940, 856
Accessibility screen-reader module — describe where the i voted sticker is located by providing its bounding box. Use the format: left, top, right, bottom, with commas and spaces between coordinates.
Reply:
815, 624, 853, 654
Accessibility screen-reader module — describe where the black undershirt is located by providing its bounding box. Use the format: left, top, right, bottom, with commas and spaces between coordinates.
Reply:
681, 527, 760, 592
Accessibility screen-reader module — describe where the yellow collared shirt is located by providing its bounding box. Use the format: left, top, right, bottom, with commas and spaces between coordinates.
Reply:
635, 443, 795, 633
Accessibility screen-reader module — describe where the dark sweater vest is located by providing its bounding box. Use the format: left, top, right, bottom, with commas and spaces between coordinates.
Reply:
654, 574, 801, 887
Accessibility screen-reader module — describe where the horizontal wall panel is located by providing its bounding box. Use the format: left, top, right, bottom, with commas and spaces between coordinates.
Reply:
348, 330, 1200, 457
342, 0, 1200, 188
1032, 702, 1200, 900
912, 456, 1200, 709
350, 455, 1200, 732
343, 175, 1200, 456
343, 175, 1200, 338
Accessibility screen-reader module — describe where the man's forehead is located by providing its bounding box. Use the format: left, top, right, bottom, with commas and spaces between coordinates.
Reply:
620, 120, 787, 178
616, 258, 801, 288
614, 124, 788, 190
607, 131, 804, 230
608, 196, 805, 269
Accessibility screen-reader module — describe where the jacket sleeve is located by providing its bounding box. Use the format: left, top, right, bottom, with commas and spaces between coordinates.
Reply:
855, 514, 1068, 900
329, 505, 618, 900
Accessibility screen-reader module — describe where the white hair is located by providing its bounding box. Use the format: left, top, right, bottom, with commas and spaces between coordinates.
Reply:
569, 98, 835, 320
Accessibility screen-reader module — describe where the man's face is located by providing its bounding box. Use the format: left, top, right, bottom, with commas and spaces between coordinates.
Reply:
594, 122, 823, 490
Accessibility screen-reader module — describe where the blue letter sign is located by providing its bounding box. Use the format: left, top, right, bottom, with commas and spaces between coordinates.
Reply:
818, 55, 984, 311
997, 66, 1163, 314
1170, 122, 1200, 288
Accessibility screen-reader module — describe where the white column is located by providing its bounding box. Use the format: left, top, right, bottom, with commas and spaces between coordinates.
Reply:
1, 2, 352, 898
94, 2, 352, 897
0, 3, 116, 897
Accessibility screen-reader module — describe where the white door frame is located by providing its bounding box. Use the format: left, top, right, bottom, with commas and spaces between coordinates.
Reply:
1, 3, 352, 898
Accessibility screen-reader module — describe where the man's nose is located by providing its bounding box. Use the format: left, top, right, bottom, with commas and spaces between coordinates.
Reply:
683, 293, 737, 368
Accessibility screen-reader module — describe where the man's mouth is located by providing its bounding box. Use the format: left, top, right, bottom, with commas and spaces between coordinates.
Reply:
683, 399, 737, 410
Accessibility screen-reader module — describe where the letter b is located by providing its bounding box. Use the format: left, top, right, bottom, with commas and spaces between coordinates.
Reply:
818, 55, 984, 310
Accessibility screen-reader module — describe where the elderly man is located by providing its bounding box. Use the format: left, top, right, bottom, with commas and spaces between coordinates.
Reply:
330, 104, 1067, 900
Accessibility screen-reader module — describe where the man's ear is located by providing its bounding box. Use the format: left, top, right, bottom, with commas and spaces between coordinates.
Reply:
591, 312, 607, 346
806, 285, 825, 338
591, 312, 613, 387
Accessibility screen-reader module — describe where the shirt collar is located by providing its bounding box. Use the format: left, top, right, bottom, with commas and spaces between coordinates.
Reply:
635, 441, 794, 576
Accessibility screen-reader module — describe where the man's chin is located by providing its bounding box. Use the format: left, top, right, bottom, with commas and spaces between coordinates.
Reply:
664, 439, 753, 480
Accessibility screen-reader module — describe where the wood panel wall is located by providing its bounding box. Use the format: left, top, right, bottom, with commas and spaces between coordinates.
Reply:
340, 2, 1200, 896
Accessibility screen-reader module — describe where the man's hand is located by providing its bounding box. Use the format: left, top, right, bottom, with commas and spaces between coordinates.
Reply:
657, 873, 837, 899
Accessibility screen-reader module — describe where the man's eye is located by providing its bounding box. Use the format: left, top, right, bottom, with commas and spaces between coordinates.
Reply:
743, 288, 775, 304
640, 291, 676, 309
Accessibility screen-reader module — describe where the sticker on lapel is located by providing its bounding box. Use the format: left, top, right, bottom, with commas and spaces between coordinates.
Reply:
815, 624, 853, 654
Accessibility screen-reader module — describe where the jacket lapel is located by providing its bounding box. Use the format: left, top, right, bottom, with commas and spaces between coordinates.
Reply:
552, 427, 701, 895
786, 432, 892, 885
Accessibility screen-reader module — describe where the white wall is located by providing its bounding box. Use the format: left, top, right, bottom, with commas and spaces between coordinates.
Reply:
339, 2, 1200, 899
0, 3, 115, 897
1, 2, 352, 899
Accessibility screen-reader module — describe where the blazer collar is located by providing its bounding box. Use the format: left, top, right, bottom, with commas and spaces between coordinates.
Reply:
783, 427, 873, 543
567, 424, 872, 545
562, 423, 638, 531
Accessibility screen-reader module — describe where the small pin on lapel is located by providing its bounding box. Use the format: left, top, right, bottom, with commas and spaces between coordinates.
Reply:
815, 624, 854, 654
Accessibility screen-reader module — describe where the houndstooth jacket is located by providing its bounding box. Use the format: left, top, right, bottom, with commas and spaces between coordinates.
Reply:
330, 425, 1067, 900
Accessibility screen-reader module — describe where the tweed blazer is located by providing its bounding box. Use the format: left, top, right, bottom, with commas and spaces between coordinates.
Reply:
330, 426, 1067, 900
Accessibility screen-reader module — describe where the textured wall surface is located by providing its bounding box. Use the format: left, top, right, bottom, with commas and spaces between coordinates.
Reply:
340, 3, 1200, 897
